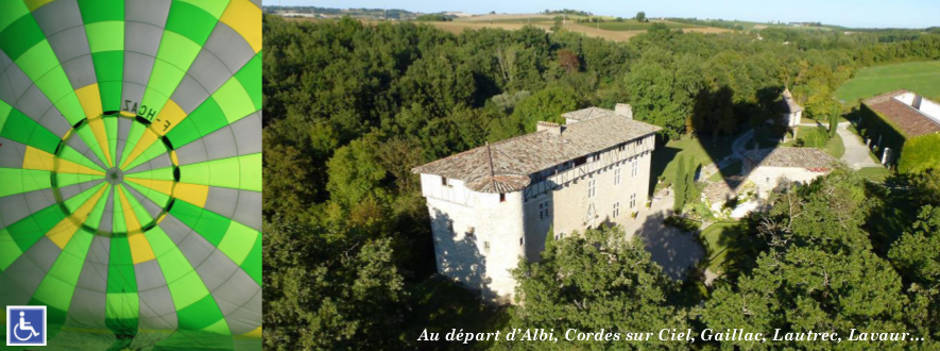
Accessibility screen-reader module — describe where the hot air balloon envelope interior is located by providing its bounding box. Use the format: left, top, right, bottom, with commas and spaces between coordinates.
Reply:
0, 0, 262, 349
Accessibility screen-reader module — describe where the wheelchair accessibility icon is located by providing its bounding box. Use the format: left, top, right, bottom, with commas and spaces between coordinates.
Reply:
6, 305, 46, 346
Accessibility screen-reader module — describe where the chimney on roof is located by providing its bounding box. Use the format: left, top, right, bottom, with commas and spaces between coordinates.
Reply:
536, 121, 563, 135
615, 103, 633, 120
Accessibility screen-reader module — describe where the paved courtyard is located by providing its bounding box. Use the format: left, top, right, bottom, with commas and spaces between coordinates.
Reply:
622, 188, 705, 280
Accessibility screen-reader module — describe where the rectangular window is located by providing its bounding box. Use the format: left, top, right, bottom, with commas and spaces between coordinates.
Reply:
442, 176, 448, 186
587, 178, 596, 198
614, 167, 622, 185
499, 193, 506, 202
613, 202, 620, 218
520, 237, 524, 246
632, 158, 639, 177
466, 226, 475, 238
630, 193, 637, 209
539, 201, 551, 220
484, 241, 490, 253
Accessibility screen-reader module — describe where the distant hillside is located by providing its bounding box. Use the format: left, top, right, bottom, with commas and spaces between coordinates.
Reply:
263, 6, 420, 20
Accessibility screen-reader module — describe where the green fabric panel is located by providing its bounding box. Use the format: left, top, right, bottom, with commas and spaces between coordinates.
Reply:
8, 204, 64, 252
168, 200, 229, 247
241, 233, 262, 285
165, 2, 217, 45
119, 184, 155, 224
15, 40, 85, 124
107, 236, 137, 293
169, 270, 209, 310
216, 221, 257, 265
176, 294, 224, 330
141, 32, 200, 112
0, 168, 51, 197
234, 53, 262, 110
59, 144, 105, 172
105, 117, 118, 167
105, 292, 139, 331
63, 182, 105, 211
112, 188, 126, 233
92, 51, 124, 112
126, 180, 170, 209
179, 154, 261, 191
211, 78, 253, 124
85, 21, 124, 53
0, 14, 44, 60
34, 303, 67, 327
99, 81, 123, 113
55, 172, 99, 188
75, 124, 110, 170
125, 166, 175, 181
237, 153, 261, 192
32, 229, 94, 314
120, 120, 146, 164
146, 226, 189, 282
124, 138, 169, 171
0, 99, 12, 130
200, 318, 231, 335
85, 185, 112, 228
167, 98, 226, 147
0, 108, 59, 154
0, 1, 29, 33
177, 0, 229, 19
165, 118, 200, 149
0, 228, 23, 270
77, 0, 124, 23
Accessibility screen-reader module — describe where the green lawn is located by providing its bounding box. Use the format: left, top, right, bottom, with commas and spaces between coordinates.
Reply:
858, 166, 890, 182
652, 134, 735, 189
835, 61, 940, 103
789, 126, 844, 158
699, 221, 739, 274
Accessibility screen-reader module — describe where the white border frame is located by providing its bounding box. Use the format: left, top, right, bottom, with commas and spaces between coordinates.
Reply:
6, 305, 47, 346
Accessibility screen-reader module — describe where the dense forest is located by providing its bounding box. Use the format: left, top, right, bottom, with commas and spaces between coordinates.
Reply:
261, 14, 940, 350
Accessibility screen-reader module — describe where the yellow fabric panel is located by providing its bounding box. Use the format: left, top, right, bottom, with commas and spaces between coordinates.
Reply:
47, 185, 108, 248
118, 186, 156, 264
22, 146, 103, 175
24, 0, 54, 11
220, 0, 261, 53
152, 99, 186, 136
120, 129, 158, 169
125, 177, 173, 196
173, 182, 209, 207
242, 326, 262, 338
75, 84, 103, 120
87, 117, 114, 167
117, 186, 142, 232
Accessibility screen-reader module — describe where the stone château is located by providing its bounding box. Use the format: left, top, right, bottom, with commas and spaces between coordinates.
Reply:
412, 104, 660, 301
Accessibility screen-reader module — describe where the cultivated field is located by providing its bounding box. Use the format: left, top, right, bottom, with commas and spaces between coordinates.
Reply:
286, 13, 732, 42
835, 60, 940, 103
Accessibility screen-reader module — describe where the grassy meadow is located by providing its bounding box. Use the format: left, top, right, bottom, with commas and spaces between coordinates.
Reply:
835, 60, 940, 103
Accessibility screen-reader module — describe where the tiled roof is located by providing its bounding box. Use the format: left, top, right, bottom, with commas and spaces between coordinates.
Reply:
863, 90, 940, 137
745, 147, 837, 169
412, 107, 661, 193
562, 107, 611, 122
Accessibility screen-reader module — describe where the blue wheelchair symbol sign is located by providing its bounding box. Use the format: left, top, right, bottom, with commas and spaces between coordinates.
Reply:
6, 305, 46, 346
